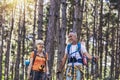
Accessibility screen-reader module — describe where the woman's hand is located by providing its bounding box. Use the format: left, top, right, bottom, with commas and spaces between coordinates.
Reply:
27, 74, 31, 80
27, 71, 31, 80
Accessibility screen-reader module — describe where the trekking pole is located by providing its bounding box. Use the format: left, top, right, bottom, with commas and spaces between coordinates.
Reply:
72, 57, 74, 80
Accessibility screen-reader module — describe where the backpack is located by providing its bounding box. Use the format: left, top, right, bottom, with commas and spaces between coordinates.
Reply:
67, 42, 87, 65
25, 50, 46, 67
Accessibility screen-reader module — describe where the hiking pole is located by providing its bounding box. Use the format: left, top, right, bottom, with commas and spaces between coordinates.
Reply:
71, 57, 74, 80
56, 64, 62, 80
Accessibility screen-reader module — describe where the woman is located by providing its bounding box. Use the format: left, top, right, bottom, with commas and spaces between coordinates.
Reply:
27, 40, 49, 80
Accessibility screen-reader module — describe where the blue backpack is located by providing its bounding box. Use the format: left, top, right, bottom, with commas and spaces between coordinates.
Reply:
67, 42, 82, 56
24, 50, 37, 67
67, 42, 87, 65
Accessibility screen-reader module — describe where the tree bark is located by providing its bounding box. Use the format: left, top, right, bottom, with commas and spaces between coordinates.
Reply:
73, 0, 80, 33
33, 0, 37, 49
72, 0, 85, 40
4, 9, 14, 80
99, 0, 103, 78
0, 6, 3, 80
38, 0, 43, 39
110, 27, 115, 79
115, 1, 120, 79
45, 0, 58, 79
21, 0, 26, 79
104, 9, 110, 78
57, 0, 67, 80
14, 6, 22, 80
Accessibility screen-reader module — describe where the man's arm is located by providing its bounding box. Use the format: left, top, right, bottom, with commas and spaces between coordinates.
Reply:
83, 52, 92, 59
81, 43, 99, 60
58, 54, 67, 72
84, 52, 99, 62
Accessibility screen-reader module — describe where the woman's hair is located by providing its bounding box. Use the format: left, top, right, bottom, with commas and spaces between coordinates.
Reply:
35, 40, 44, 50
35, 40, 44, 46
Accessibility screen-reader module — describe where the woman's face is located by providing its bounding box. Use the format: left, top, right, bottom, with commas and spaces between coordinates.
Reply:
37, 44, 44, 51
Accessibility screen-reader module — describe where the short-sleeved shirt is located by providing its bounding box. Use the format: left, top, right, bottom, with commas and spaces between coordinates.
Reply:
65, 43, 87, 66
30, 51, 48, 71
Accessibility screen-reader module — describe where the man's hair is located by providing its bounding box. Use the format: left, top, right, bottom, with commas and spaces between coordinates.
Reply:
69, 32, 77, 38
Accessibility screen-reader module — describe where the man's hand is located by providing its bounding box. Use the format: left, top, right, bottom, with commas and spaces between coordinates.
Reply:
46, 73, 51, 79
57, 68, 62, 74
92, 56, 99, 64
94, 56, 99, 61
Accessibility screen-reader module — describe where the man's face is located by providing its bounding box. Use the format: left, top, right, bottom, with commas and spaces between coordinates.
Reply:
68, 33, 77, 43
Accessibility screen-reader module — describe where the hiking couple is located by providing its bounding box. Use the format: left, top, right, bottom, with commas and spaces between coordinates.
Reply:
27, 32, 99, 80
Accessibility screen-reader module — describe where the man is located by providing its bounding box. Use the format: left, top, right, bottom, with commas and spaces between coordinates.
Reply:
58, 32, 99, 80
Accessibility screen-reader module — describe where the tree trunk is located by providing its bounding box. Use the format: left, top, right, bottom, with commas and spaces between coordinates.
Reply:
104, 9, 110, 78
33, 0, 37, 49
45, 0, 57, 79
91, 1, 97, 78
57, 0, 67, 80
77, 0, 85, 40
54, 0, 60, 79
67, 0, 74, 33
110, 27, 115, 79
0, 16, 4, 80
72, 0, 85, 40
21, 0, 26, 79
99, 0, 103, 78
73, 0, 80, 33
4, 9, 14, 80
85, 5, 90, 79
14, 6, 22, 80
115, 1, 120, 78
0, 6, 3, 79
38, 0, 43, 39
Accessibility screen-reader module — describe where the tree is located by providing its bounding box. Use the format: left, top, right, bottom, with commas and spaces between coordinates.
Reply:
45, 0, 58, 79
38, 0, 43, 39
0, 3, 3, 80
4, 8, 14, 80
73, 0, 85, 40
21, 0, 26, 79
33, 0, 37, 49
99, 0, 104, 78
115, 0, 120, 79
0, 19, 4, 80
57, 0, 67, 80
14, 5, 22, 80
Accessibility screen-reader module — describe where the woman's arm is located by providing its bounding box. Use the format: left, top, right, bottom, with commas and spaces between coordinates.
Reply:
27, 58, 33, 79
45, 53, 49, 74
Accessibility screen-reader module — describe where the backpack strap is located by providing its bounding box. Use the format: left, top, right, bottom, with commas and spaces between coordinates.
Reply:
77, 42, 82, 57
43, 51, 47, 61
32, 50, 37, 65
67, 42, 82, 77
67, 43, 72, 54
67, 42, 82, 57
